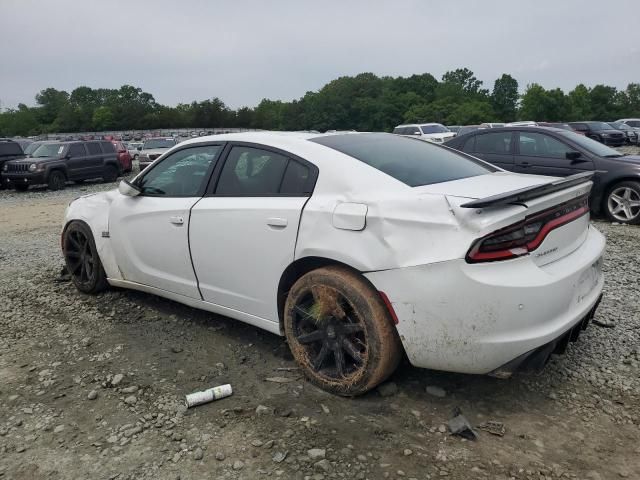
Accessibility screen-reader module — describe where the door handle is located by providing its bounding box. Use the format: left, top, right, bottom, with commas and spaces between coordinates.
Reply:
169, 215, 184, 225
520, 161, 531, 167
267, 217, 288, 228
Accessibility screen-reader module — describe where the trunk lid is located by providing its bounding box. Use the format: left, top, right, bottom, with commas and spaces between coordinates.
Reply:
416, 172, 594, 266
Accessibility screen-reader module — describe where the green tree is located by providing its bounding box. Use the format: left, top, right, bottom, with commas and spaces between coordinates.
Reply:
567, 84, 592, 120
35, 88, 69, 124
441, 68, 486, 97
491, 74, 518, 122
92, 106, 114, 130
589, 85, 618, 120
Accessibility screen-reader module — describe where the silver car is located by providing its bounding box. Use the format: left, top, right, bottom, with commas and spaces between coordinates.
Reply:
138, 138, 178, 170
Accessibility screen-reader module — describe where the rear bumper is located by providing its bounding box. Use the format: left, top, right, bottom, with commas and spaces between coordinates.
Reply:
364, 225, 605, 374
488, 294, 602, 377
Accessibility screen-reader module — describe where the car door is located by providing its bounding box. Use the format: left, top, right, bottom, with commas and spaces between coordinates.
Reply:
109, 144, 222, 298
65, 143, 89, 179
470, 131, 515, 170
84, 142, 105, 178
513, 131, 594, 177
189, 144, 317, 322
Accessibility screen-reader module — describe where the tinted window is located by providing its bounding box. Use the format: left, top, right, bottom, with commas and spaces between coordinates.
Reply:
406, 127, 420, 135
280, 160, 311, 195
69, 144, 86, 157
101, 141, 116, 153
518, 133, 572, 158
86, 142, 101, 155
216, 146, 289, 195
310, 133, 494, 187
558, 131, 624, 157
137, 145, 220, 197
462, 136, 475, 153
474, 132, 513, 154
0, 141, 23, 156
626, 120, 640, 127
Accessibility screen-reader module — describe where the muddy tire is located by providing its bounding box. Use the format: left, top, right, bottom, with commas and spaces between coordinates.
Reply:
102, 164, 119, 183
47, 170, 66, 191
62, 221, 109, 294
604, 181, 640, 225
284, 266, 402, 396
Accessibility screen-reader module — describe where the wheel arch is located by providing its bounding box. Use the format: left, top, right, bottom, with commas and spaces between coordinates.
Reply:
276, 256, 383, 334
600, 176, 640, 212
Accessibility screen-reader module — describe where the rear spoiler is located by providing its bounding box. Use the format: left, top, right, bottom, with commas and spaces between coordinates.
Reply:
460, 171, 594, 209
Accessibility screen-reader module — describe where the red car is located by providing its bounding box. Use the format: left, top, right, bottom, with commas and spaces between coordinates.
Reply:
112, 141, 132, 173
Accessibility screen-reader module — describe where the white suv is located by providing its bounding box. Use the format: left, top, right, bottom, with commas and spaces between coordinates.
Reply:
393, 123, 455, 143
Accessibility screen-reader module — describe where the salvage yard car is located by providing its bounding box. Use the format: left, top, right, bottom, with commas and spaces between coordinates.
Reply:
3, 140, 120, 191
137, 137, 177, 171
446, 126, 640, 224
62, 132, 605, 396
392, 123, 455, 143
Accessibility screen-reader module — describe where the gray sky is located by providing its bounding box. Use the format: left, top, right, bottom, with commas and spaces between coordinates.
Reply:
1, 0, 639, 110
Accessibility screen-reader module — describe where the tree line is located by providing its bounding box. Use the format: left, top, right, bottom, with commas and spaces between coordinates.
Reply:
1, 68, 639, 137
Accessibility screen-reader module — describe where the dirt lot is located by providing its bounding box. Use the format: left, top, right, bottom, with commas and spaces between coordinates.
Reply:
1, 161, 640, 480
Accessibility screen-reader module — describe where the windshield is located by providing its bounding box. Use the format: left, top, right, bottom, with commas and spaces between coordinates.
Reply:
24, 142, 42, 155
143, 138, 176, 149
588, 122, 615, 131
310, 133, 494, 187
560, 131, 623, 157
421, 124, 449, 134
32, 143, 65, 158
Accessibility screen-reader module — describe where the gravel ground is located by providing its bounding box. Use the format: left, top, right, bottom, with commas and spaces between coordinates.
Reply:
1, 152, 639, 480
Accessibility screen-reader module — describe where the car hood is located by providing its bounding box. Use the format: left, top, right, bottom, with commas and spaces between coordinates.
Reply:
607, 154, 640, 166
599, 129, 625, 135
17, 156, 57, 163
414, 171, 556, 200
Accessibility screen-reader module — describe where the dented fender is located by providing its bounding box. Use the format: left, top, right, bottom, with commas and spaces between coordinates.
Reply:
63, 190, 122, 280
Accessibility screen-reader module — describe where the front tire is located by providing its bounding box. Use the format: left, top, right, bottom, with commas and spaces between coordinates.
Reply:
63, 221, 109, 293
47, 170, 66, 191
604, 181, 640, 224
284, 266, 402, 396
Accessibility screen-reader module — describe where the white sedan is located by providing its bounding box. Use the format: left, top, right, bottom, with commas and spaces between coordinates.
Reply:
62, 132, 605, 395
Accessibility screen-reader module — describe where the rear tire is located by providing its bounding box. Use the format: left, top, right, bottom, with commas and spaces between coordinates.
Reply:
62, 221, 109, 294
604, 181, 640, 225
284, 266, 402, 396
102, 164, 119, 183
14, 184, 29, 191
47, 170, 66, 191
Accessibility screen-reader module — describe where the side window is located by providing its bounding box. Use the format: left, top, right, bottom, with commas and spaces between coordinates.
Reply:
215, 146, 288, 196
462, 136, 475, 153
627, 121, 640, 128
474, 132, 512, 154
137, 145, 220, 197
280, 160, 311, 195
101, 142, 116, 153
407, 127, 420, 135
519, 133, 572, 159
86, 142, 101, 155
68, 144, 87, 157
392, 127, 403, 134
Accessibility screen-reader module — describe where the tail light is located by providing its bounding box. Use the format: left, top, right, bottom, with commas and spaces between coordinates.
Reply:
466, 195, 589, 263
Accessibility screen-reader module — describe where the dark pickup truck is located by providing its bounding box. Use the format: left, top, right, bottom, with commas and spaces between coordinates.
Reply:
0, 138, 26, 189
2, 140, 121, 191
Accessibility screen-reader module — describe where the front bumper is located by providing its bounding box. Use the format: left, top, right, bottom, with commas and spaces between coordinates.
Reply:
3, 171, 47, 186
365, 225, 605, 374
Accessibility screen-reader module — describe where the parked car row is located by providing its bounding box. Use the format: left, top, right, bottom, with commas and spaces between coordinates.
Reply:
436, 119, 640, 146
445, 126, 640, 224
1, 140, 122, 191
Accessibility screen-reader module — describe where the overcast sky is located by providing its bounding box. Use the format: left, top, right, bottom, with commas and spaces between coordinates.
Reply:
1, 0, 639, 110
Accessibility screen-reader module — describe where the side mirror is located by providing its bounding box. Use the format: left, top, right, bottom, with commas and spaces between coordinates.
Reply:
414, 131, 422, 135
566, 151, 582, 161
118, 179, 141, 197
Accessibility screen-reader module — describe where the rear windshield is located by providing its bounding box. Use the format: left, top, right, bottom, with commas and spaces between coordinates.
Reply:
144, 138, 176, 149
310, 133, 494, 187
420, 124, 449, 134
0, 141, 23, 156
